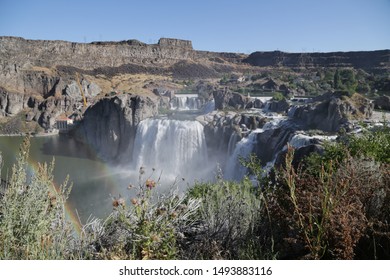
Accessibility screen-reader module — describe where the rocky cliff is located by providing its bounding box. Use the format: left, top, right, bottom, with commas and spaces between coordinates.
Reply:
289, 92, 374, 132
73, 94, 157, 162
0, 36, 388, 138
244, 50, 390, 72
0, 36, 196, 70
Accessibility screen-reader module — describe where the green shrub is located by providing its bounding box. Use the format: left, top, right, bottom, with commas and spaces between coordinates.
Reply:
348, 124, 390, 163
0, 138, 75, 259
272, 92, 285, 101
185, 176, 266, 259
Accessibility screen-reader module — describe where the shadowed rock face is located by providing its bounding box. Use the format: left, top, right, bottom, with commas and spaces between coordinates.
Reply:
73, 94, 157, 162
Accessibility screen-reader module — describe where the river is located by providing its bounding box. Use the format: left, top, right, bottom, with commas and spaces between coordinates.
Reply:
0, 134, 137, 225
0, 115, 215, 225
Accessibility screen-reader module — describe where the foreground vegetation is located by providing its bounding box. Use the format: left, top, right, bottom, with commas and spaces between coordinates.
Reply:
0, 124, 389, 259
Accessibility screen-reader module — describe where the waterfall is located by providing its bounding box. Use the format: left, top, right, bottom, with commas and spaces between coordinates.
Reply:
227, 131, 240, 155
132, 118, 209, 181
288, 134, 315, 149
170, 94, 202, 110
288, 105, 299, 118
224, 129, 263, 181
289, 133, 338, 149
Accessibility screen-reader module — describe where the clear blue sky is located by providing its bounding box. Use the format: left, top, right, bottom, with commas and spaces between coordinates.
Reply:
0, 0, 389, 53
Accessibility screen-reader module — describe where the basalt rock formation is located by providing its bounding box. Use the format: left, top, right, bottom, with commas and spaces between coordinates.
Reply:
244, 50, 390, 72
289, 92, 374, 132
73, 94, 157, 162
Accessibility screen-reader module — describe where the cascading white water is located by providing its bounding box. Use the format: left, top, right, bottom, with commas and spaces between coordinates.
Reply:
227, 131, 240, 156
170, 95, 202, 110
224, 129, 263, 181
132, 118, 209, 182
288, 133, 338, 149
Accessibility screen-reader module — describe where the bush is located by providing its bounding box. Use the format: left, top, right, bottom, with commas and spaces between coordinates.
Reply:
268, 124, 390, 259
81, 167, 201, 260
185, 176, 267, 259
272, 92, 285, 101
267, 146, 390, 259
0, 138, 75, 259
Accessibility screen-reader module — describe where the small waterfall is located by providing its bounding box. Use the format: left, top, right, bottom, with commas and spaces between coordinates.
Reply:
224, 129, 263, 181
288, 133, 338, 149
132, 118, 208, 181
288, 134, 315, 149
288, 105, 299, 118
170, 94, 202, 110
227, 131, 240, 155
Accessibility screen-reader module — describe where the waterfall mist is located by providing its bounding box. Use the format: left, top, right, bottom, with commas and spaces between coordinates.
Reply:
130, 118, 212, 185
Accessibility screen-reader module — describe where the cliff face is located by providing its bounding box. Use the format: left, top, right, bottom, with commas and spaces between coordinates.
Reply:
244, 50, 390, 72
0, 37, 196, 70
0, 36, 246, 98
73, 94, 157, 162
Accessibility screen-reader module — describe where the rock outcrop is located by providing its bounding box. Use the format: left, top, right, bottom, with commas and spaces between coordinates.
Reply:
288, 92, 373, 132
0, 88, 30, 116
213, 88, 249, 110
0, 86, 83, 130
73, 94, 157, 162
253, 121, 297, 164
266, 98, 290, 113
197, 110, 268, 163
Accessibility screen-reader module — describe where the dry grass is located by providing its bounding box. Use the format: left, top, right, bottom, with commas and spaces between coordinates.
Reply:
267, 146, 390, 259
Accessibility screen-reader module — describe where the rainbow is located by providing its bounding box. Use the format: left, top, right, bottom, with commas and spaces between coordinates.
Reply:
1, 135, 157, 237
25, 156, 83, 235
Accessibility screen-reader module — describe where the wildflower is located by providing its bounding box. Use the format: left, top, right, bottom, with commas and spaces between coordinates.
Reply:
145, 179, 156, 189
139, 166, 145, 175
131, 198, 138, 205
127, 184, 134, 189
112, 196, 125, 208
